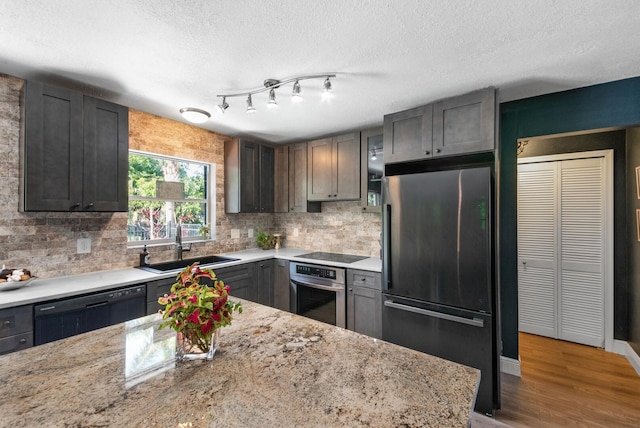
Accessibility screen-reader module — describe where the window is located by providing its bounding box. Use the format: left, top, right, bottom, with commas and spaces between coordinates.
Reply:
127, 151, 215, 244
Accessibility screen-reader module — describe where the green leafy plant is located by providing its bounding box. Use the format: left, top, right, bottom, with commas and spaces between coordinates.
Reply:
158, 263, 242, 352
256, 231, 276, 250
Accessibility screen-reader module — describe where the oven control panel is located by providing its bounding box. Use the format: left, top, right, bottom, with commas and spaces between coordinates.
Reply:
295, 264, 337, 280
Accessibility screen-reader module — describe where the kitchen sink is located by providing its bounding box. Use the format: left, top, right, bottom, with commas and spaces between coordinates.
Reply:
137, 255, 240, 273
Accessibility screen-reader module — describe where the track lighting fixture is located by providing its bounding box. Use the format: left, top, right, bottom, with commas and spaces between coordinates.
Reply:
323, 77, 332, 92
179, 107, 211, 124
216, 73, 336, 114
217, 97, 229, 114
246, 94, 256, 113
268, 88, 278, 108
291, 80, 302, 103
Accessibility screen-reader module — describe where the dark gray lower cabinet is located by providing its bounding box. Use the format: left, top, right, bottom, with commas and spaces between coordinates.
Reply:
274, 259, 290, 311
146, 277, 175, 315
257, 259, 275, 307
0, 305, 33, 355
217, 263, 257, 302
347, 269, 382, 339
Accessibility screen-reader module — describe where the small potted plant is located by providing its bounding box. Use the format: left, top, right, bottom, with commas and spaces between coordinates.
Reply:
256, 231, 276, 250
158, 263, 242, 361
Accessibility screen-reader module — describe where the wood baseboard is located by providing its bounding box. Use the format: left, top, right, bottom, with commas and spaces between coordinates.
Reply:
500, 356, 521, 377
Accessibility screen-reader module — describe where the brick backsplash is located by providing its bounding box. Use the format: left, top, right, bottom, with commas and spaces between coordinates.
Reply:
0, 73, 379, 279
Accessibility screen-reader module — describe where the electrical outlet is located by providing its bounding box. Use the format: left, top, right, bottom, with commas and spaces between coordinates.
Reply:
293, 228, 299, 237
231, 229, 240, 239
248, 228, 254, 238
77, 238, 91, 254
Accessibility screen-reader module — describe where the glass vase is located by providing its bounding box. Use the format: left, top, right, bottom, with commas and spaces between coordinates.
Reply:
177, 329, 220, 362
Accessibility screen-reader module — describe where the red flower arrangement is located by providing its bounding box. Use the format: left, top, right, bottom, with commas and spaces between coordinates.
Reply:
158, 263, 242, 354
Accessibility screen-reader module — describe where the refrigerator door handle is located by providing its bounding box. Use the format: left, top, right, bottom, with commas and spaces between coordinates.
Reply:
382, 203, 391, 290
384, 300, 485, 328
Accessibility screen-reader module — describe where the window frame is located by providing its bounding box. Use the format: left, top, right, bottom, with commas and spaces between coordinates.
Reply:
127, 150, 216, 247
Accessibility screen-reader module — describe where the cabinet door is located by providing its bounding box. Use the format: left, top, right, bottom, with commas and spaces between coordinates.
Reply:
289, 143, 320, 212
146, 277, 175, 315
307, 138, 333, 201
83, 96, 129, 211
347, 270, 382, 338
216, 263, 257, 302
383, 104, 432, 164
360, 127, 383, 212
333, 133, 360, 200
347, 286, 382, 339
274, 259, 290, 311
259, 145, 274, 213
240, 141, 260, 212
274, 145, 289, 212
257, 259, 275, 307
432, 88, 495, 157
23, 81, 84, 211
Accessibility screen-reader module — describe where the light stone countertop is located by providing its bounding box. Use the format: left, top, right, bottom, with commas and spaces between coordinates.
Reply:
0, 248, 381, 309
0, 300, 479, 427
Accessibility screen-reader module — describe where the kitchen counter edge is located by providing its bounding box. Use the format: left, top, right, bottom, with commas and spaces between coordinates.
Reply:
0, 248, 381, 309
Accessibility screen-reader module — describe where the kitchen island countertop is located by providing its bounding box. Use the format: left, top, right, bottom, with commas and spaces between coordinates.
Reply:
0, 300, 479, 427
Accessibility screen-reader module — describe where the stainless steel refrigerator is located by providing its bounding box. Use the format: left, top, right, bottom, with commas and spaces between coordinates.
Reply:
381, 165, 499, 415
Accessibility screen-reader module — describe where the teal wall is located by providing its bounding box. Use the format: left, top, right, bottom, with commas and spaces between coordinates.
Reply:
499, 76, 640, 359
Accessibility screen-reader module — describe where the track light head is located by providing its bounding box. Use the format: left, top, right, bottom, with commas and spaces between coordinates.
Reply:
291, 80, 302, 103
323, 77, 332, 92
217, 97, 229, 114
268, 88, 278, 108
246, 94, 256, 113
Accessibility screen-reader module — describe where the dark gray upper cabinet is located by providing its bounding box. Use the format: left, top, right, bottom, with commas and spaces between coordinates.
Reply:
383, 104, 433, 164
384, 88, 495, 164
360, 127, 383, 212
274, 145, 289, 213
22, 81, 129, 212
224, 139, 274, 213
432, 88, 496, 157
307, 132, 360, 201
289, 142, 321, 212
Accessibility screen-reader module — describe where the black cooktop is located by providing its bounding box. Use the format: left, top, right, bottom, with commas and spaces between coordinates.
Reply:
297, 252, 368, 264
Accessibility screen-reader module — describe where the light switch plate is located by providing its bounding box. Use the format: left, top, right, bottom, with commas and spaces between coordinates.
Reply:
248, 228, 254, 238
77, 238, 91, 254
231, 229, 240, 239
293, 228, 299, 237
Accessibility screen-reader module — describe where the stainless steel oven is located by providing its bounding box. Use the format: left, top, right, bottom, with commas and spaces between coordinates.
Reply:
290, 261, 346, 328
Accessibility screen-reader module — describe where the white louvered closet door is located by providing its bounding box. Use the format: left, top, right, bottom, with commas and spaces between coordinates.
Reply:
558, 158, 604, 347
517, 162, 557, 338
517, 157, 605, 348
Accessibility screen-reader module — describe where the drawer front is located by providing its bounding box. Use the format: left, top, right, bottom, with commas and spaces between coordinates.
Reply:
147, 277, 175, 315
0, 305, 34, 338
348, 269, 382, 291
0, 332, 33, 355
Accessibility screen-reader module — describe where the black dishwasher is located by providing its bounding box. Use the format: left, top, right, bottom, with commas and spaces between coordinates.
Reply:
34, 284, 146, 345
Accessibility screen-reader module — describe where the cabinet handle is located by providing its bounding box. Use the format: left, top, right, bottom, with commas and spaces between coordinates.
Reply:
261, 207, 264, 211
349, 288, 353, 292
435, 148, 441, 153
333, 194, 337, 197
3, 320, 10, 326
85, 202, 94, 209
360, 278, 366, 282
19, 338, 27, 344
70, 203, 81, 210
425, 150, 430, 155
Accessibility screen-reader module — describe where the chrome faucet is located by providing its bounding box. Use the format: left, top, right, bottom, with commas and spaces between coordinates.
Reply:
175, 223, 191, 261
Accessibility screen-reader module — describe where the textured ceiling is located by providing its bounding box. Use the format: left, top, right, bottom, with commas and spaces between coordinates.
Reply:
1, 0, 639, 143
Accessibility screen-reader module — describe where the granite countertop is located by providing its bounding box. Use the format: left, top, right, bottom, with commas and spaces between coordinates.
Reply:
0, 248, 382, 309
0, 300, 479, 427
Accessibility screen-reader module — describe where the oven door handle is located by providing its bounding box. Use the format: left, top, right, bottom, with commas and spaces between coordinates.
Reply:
291, 278, 344, 292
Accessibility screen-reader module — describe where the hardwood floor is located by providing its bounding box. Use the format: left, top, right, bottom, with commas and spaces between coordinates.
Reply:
493, 333, 640, 427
